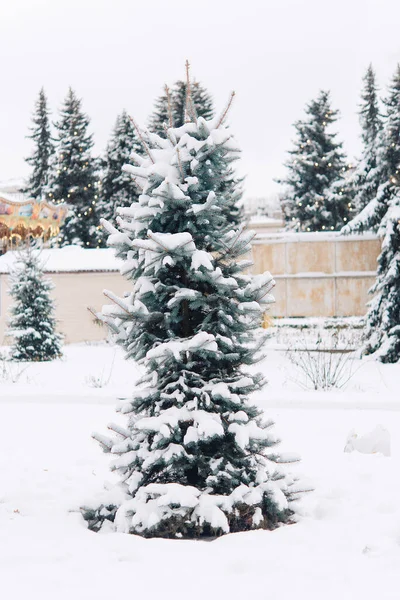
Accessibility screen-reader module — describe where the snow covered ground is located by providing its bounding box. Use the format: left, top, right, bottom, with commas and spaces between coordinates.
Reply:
1, 341, 400, 599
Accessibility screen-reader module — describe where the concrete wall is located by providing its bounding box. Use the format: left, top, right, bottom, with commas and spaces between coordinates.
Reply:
0, 234, 381, 344
251, 233, 381, 317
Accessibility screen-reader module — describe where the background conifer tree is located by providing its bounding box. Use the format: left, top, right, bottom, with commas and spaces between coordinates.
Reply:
148, 79, 214, 136
351, 65, 384, 214
25, 88, 54, 199
345, 66, 400, 363
46, 88, 100, 247
97, 111, 142, 244
363, 197, 400, 363
342, 66, 385, 233
280, 90, 351, 231
344, 65, 400, 233
8, 245, 62, 362
86, 78, 301, 538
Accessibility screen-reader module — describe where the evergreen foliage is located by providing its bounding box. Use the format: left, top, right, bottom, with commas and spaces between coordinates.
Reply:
349, 65, 384, 214
149, 74, 242, 228
342, 66, 385, 233
280, 90, 351, 231
97, 111, 142, 243
344, 66, 400, 363
88, 86, 301, 538
8, 246, 62, 362
46, 88, 100, 247
344, 65, 400, 233
148, 80, 214, 136
25, 88, 54, 199
363, 197, 400, 363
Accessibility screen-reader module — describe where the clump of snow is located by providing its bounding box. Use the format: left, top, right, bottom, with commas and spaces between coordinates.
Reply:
344, 425, 391, 457
114, 478, 292, 537
191, 249, 214, 271
146, 332, 218, 362
115, 483, 230, 535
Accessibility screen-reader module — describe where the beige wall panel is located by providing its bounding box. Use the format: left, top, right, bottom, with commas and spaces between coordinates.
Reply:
269, 278, 287, 317
335, 239, 380, 273
251, 243, 285, 276
51, 272, 128, 344
0, 237, 382, 345
286, 278, 335, 317
0, 271, 129, 345
336, 276, 375, 317
287, 242, 335, 275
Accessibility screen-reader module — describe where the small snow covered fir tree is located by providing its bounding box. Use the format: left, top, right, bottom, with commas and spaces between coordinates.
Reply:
25, 88, 54, 199
343, 64, 400, 234
46, 88, 100, 247
88, 71, 302, 538
280, 90, 351, 231
8, 245, 62, 362
97, 111, 142, 242
363, 197, 400, 363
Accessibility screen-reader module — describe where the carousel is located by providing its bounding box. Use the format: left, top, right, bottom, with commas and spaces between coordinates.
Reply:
0, 195, 68, 253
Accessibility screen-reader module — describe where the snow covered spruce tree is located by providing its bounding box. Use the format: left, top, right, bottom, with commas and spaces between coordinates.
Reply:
343, 64, 400, 234
343, 66, 400, 363
363, 197, 400, 363
280, 90, 351, 231
8, 245, 62, 362
97, 111, 142, 241
46, 88, 100, 247
346, 65, 383, 218
87, 86, 301, 538
25, 88, 54, 199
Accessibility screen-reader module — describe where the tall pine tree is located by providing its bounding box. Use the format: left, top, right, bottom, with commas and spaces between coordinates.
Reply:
46, 88, 100, 247
280, 90, 351, 231
342, 66, 385, 233
97, 110, 142, 244
8, 245, 62, 362
346, 65, 400, 362
345, 65, 400, 233
354, 65, 384, 212
363, 196, 400, 363
84, 82, 302, 538
25, 88, 54, 199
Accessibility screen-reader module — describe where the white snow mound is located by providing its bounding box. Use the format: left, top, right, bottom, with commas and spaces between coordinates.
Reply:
344, 425, 391, 457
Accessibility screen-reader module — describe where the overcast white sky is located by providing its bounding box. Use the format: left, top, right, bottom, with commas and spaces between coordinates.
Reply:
1, 0, 400, 199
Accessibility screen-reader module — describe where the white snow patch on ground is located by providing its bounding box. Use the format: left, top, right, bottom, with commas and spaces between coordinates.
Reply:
1, 342, 400, 599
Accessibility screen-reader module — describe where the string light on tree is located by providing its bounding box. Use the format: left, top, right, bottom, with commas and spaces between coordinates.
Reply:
44, 87, 99, 247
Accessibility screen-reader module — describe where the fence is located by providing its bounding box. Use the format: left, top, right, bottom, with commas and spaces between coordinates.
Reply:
251, 232, 380, 317
0, 233, 381, 344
